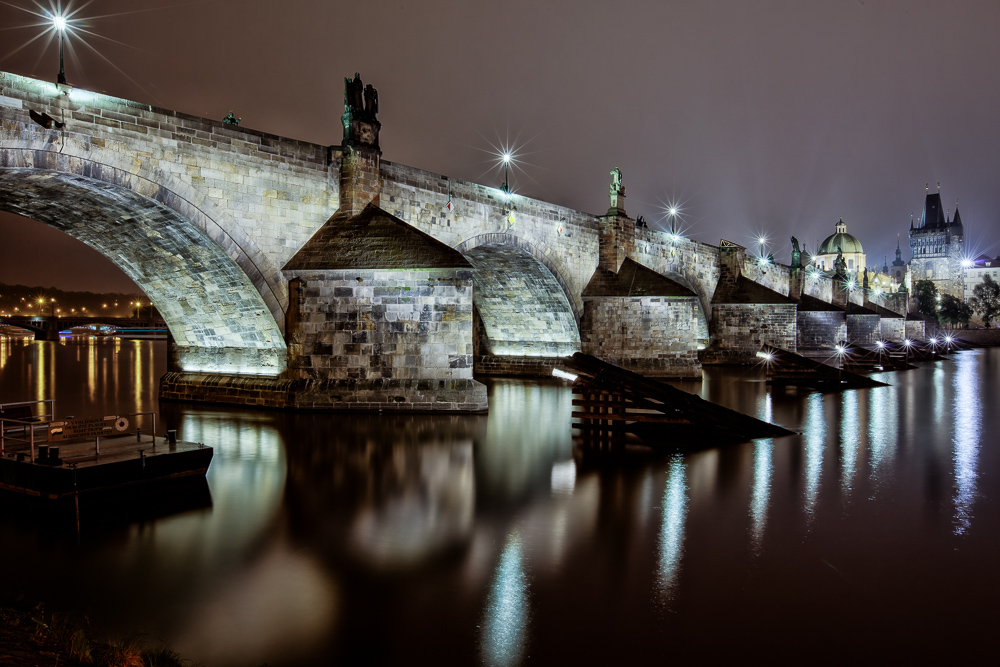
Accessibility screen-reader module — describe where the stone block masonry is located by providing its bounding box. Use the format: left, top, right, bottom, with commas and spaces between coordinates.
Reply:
581, 297, 703, 377
879, 317, 905, 342
797, 311, 846, 350
159, 372, 485, 412
284, 269, 476, 383
704, 303, 798, 363
904, 318, 926, 341
846, 313, 881, 345
463, 243, 580, 357
278, 267, 486, 411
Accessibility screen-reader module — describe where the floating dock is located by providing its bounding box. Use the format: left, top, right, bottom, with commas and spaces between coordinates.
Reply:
1, 410, 212, 501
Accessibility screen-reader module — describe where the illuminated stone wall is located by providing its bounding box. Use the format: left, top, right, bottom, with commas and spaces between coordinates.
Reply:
461, 244, 580, 357
879, 316, 905, 342
797, 311, 846, 350
705, 303, 798, 362
581, 296, 703, 377
904, 318, 927, 341
284, 269, 475, 382
846, 313, 881, 345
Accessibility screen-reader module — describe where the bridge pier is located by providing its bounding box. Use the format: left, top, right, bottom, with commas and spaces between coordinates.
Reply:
702, 241, 798, 364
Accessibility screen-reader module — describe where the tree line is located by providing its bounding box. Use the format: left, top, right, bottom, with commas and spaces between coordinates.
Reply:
915, 277, 1000, 328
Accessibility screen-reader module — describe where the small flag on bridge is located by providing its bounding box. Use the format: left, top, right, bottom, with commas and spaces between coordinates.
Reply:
446, 199, 453, 213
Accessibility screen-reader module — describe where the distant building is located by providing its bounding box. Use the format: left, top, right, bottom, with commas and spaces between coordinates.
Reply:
814, 219, 866, 274
803, 219, 902, 303
963, 254, 1000, 302
908, 190, 964, 298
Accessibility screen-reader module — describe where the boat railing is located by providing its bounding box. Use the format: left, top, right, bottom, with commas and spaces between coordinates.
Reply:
128, 411, 158, 444
0, 416, 37, 459
0, 399, 55, 422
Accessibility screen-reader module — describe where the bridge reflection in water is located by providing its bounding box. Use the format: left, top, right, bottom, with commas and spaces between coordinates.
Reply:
0, 340, 996, 664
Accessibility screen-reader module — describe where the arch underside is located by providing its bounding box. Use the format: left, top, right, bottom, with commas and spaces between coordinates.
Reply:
462, 243, 580, 357
655, 268, 711, 345
0, 169, 286, 375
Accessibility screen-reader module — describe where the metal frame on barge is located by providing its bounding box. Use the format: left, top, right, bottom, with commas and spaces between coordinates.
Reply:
1, 400, 213, 501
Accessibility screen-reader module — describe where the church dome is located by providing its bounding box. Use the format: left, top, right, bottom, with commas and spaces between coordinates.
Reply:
818, 218, 864, 255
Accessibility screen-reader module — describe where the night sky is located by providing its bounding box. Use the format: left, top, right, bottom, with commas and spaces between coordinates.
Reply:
2, 0, 999, 293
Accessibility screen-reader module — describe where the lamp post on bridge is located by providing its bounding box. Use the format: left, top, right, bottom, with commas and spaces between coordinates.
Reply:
53, 14, 68, 85
500, 153, 511, 196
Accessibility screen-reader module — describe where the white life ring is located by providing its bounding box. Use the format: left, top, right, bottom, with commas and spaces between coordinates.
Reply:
115, 417, 129, 432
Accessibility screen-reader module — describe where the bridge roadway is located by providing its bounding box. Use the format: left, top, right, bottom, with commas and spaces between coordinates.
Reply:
0, 70, 911, 410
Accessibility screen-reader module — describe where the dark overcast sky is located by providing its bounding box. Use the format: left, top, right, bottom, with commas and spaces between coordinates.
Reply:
2, 0, 999, 293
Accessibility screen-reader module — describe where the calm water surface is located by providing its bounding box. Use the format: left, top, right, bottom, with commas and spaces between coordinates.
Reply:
0, 337, 997, 664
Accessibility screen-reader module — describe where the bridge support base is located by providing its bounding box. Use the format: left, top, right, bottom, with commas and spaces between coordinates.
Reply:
159, 372, 488, 412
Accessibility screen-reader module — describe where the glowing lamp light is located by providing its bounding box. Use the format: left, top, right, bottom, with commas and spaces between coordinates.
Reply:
669, 207, 678, 216
502, 153, 511, 164
876, 341, 885, 349
929, 337, 938, 345
552, 368, 578, 382
52, 15, 67, 31
755, 351, 773, 361
945, 336, 954, 344
834, 345, 846, 355
903, 339, 912, 347
961, 259, 974, 268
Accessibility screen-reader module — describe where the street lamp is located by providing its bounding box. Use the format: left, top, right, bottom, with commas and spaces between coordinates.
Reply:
667, 207, 680, 239
500, 153, 511, 197
53, 14, 68, 85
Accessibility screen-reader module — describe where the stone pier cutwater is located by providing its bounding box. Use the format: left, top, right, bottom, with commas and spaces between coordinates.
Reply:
0, 70, 921, 411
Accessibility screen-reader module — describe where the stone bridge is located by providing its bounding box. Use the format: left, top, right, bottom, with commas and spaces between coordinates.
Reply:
0, 71, 913, 411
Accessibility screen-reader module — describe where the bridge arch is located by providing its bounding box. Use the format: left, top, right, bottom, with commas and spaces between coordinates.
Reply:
0, 166, 286, 375
455, 232, 582, 321
0, 143, 287, 324
455, 234, 581, 357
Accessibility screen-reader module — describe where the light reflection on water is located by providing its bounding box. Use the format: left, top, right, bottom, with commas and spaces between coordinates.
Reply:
0, 341, 998, 664
951, 352, 982, 535
803, 392, 826, 519
481, 531, 529, 667
840, 390, 860, 496
657, 454, 687, 601
750, 439, 773, 553
867, 382, 897, 483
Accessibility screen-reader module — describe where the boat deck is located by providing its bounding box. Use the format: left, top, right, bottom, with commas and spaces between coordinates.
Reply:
0, 434, 213, 500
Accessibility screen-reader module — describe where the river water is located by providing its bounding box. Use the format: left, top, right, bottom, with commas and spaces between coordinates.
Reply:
0, 337, 997, 665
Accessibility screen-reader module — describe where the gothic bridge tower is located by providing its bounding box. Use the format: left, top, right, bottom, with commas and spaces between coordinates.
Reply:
908, 187, 964, 298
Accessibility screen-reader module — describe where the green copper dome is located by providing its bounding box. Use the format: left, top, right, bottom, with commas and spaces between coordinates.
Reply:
818, 218, 864, 255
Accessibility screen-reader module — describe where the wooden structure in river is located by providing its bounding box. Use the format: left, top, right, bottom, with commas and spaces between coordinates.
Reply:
759, 345, 888, 390
560, 353, 793, 449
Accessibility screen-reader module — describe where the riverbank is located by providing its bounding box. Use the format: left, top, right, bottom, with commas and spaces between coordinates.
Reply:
0, 603, 190, 667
